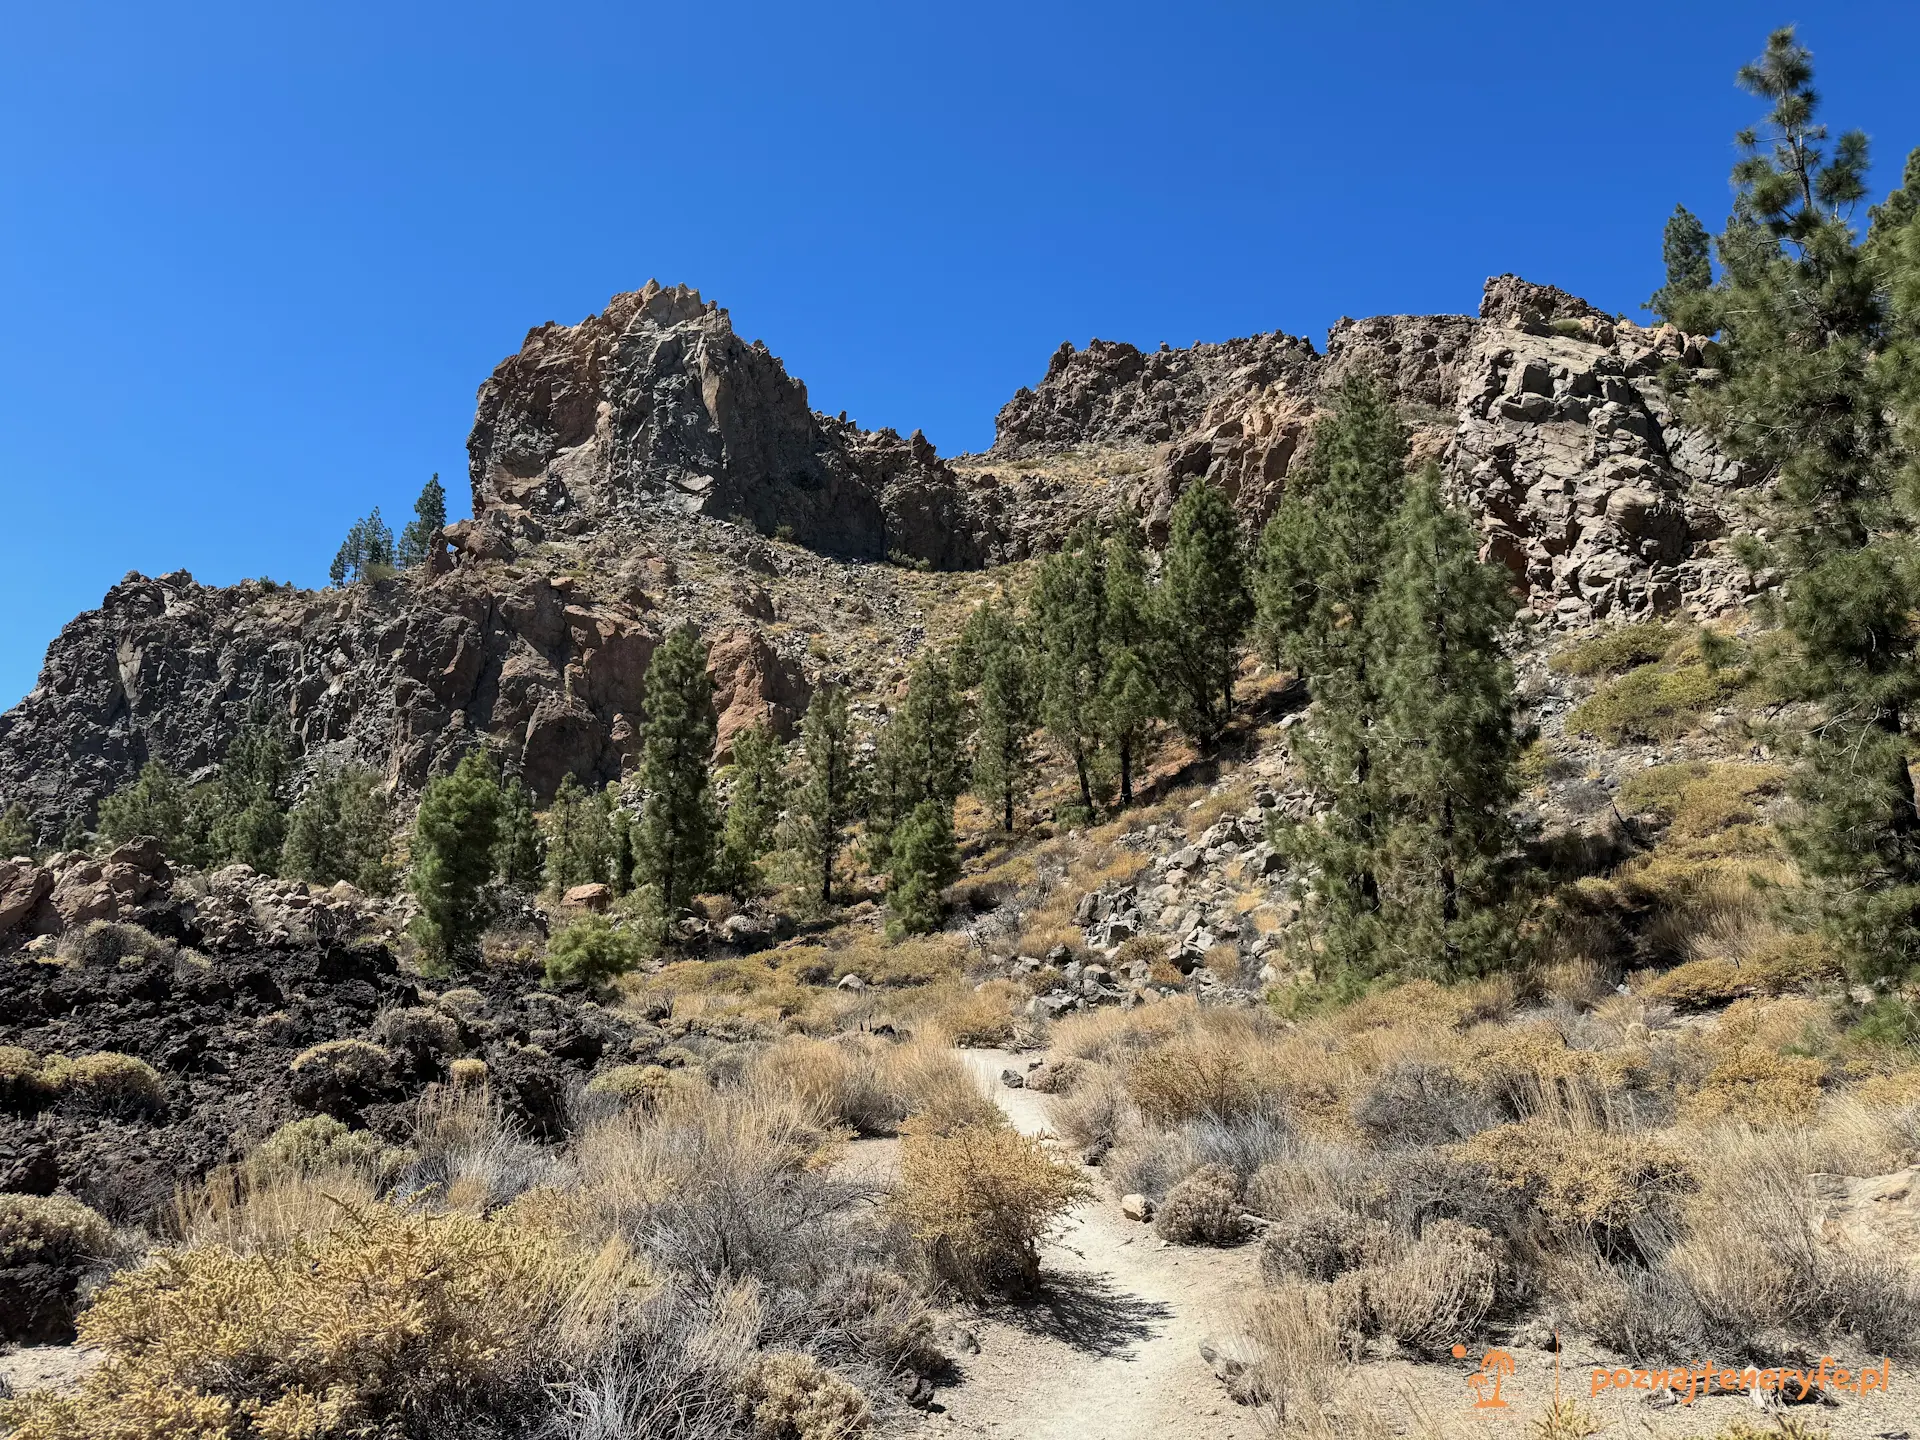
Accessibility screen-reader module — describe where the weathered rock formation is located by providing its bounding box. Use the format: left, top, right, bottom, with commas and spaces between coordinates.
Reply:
468, 280, 1009, 569
987, 275, 1751, 625
0, 273, 1755, 841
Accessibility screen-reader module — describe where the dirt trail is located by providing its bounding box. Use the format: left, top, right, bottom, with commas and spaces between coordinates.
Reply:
899, 1049, 1264, 1440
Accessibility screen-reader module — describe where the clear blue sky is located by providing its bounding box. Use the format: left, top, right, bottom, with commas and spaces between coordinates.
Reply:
4, 2, 1917, 709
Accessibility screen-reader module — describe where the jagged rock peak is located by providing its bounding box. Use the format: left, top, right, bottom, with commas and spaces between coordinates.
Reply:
466, 282, 1008, 570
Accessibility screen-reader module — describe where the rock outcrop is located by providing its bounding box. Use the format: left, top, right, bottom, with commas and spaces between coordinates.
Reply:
468, 280, 1009, 568
988, 275, 1751, 626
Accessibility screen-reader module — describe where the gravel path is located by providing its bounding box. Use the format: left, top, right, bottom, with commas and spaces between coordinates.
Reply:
895, 1049, 1264, 1440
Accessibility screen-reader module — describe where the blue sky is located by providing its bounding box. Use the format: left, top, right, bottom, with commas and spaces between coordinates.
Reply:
4, 2, 1918, 709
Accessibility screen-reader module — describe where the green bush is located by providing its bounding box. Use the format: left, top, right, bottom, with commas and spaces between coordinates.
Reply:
543, 914, 646, 988
1549, 622, 1677, 677
0, 1193, 114, 1343
287, 1039, 395, 1115
1566, 660, 1738, 744
42, 1052, 168, 1119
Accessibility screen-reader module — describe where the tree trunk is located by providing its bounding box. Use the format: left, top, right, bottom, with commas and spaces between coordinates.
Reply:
1073, 740, 1093, 813
1879, 708, 1920, 837
1119, 740, 1133, 808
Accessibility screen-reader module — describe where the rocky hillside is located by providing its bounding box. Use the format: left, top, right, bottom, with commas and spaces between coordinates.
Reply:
0, 274, 1756, 840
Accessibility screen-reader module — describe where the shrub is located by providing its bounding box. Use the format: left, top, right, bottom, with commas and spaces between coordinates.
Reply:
1566, 656, 1739, 744
1681, 1045, 1827, 1124
1351, 1059, 1496, 1145
43, 1051, 167, 1120
1645, 940, 1838, 1009
1549, 622, 1676, 677
735, 1351, 871, 1440
1459, 1122, 1694, 1252
1153, 1164, 1244, 1245
586, 1063, 684, 1113
544, 914, 647, 988
1259, 1205, 1391, 1283
0, 1045, 53, 1113
1242, 1278, 1342, 1421
449, 1057, 488, 1086
57, 920, 174, 968
1363, 1224, 1499, 1356
753, 1041, 904, 1137
1127, 1034, 1266, 1125
371, 1006, 462, 1068
893, 1119, 1089, 1297
931, 984, 1019, 1048
251, 1116, 394, 1179
287, 1039, 395, 1116
0, 1199, 645, 1438
0, 1194, 115, 1344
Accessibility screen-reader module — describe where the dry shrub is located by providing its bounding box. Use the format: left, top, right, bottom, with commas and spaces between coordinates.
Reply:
1362, 1223, 1499, 1356
1127, 1029, 1271, 1125
1048, 996, 1188, 1064
449, 1056, 488, 1086
893, 1119, 1089, 1297
587, 1063, 685, 1113
42, 1051, 167, 1119
1566, 650, 1740, 744
1681, 1045, 1827, 1124
736, 1351, 870, 1439
1153, 1164, 1244, 1245
754, 1039, 906, 1137
1025, 1056, 1088, 1094
1550, 622, 1677, 677
1527, 1398, 1606, 1440
250, 1115, 397, 1181
1459, 1122, 1694, 1249
1351, 1059, 1496, 1146
1259, 1205, 1391, 1283
1647, 936, 1838, 1008
0, 1044, 53, 1112
1204, 941, 1242, 982
1045, 1063, 1131, 1158
0, 1194, 115, 1343
0, 1200, 647, 1439
1241, 1276, 1343, 1423
370, 1006, 461, 1067
57, 919, 175, 968
926, 980, 1021, 1048
397, 1085, 552, 1213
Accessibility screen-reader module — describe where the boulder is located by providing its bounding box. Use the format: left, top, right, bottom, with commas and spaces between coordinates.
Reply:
563, 883, 613, 912
1121, 1193, 1154, 1222
0, 860, 52, 935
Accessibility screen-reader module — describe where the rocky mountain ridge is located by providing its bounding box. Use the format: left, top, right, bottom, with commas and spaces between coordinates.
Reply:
0, 274, 1758, 839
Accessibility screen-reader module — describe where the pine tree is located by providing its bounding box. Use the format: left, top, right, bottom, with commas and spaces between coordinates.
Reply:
96, 762, 193, 859
1098, 526, 1160, 806
607, 798, 635, 897
793, 683, 854, 905
363, 507, 394, 570
330, 508, 398, 586
206, 720, 293, 874
865, 648, 965, 867
543, 773, 612, 891
1030, 524, 1106, 813
962, 596, 1038, 833
1648, 205, 1716, 331
716, 720, 788, 894
887, 798, 958, 937
493, 775, 545, 888
1369, 466, 1525, 977
397, 473, 447, 569
0, 802, 34, 858
1157, 480, 1251, 747
409, 750, 504, 967
282, 765, 395, 894
633, 626, 718, 918
1668, 29, 1918, 980
1255, 378, 1410, 968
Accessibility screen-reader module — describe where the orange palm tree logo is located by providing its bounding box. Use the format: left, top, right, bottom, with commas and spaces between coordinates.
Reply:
1453, 1344, 1516, 1408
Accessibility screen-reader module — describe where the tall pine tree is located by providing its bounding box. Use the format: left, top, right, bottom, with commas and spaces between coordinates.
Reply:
493, 774, 545, 888
716, 720, 788, 894
1031, 524, 1106, 813
1369, 467, 1525, 977
1668, 29, 1920, 980
397, 474, 448, 570
961, 597, 1037, 833
633, 626, 718, 918
409, 750, 504, 967
1098, 525, 1161, 806
543, 773, 613, 891
1648, 205, 1716, 332
1156, 480, 1250, 747
794, 683, 854, 904
1255, 378, 1410, 968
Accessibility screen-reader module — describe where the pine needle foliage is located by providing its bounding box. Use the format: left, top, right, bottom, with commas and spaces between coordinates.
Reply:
408, 751, 504, 968
632, 625, 718, 919
793, 684, 855, 905
1156, 479, 1251, 747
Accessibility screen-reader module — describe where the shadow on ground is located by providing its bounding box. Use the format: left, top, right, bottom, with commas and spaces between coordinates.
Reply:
1006, 1270, 1171, 1357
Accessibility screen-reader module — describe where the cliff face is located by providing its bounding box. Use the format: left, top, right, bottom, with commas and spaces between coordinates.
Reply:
0, 275, 1757, 841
